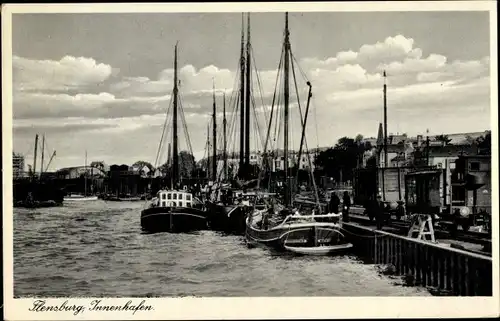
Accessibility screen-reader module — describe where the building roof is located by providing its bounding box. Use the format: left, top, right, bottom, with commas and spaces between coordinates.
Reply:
388, 134, 408, 145
427, 144, 478, 157
376, 123, 384, 146
56, 166, 106, 175
371, 123, 489, 147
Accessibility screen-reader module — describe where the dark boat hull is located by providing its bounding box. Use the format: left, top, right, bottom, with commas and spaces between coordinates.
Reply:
141, 206, 209, 233
106, 197, 142, 202
14, 200, 63, 209
245, 219, 349, 253
207, 203, 250, 235
13, 179, 65, 209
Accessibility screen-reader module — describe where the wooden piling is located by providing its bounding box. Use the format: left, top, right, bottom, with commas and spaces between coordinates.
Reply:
343, 222, 492, 296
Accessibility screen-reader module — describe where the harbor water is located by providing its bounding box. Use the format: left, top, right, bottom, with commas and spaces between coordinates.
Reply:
14, 201, 431, 297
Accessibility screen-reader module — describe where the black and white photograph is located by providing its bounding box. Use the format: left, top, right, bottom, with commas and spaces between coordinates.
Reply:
2, 1, 498, 320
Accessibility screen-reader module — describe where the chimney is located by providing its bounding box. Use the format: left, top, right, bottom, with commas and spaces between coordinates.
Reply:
417, 135, 423, 147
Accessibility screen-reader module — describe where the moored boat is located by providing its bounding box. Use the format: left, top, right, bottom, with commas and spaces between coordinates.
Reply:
63, 193, 99, 202
246, 208, 352, 255
244, 12, 353, 255
140, 43, 207, 233
284, 243, 353, 256
104, 194, 142, 202
141, 189, 208, 233
207, 189, 271, 234
63, 150, 98, 203
13, 135, 65, 209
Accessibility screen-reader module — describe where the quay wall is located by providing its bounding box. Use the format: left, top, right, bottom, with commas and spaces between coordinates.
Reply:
342, 222, 492, 296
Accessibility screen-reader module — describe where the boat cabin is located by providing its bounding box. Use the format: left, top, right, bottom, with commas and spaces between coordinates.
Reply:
154, 190, 194, 208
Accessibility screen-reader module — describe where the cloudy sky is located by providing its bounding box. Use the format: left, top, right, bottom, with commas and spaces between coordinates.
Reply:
11, 10, 491, 170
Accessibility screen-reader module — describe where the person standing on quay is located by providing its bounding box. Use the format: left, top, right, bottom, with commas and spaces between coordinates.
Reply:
375, 195, 385, 230
329, 192, 340, 214
342, 191, 351, 222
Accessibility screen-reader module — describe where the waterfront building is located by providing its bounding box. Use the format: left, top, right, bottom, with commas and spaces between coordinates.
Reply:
56, 166, 106, 179
13, 152, 25, 178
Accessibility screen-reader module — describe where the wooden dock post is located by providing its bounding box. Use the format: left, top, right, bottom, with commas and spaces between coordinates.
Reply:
343, 222, 492, 296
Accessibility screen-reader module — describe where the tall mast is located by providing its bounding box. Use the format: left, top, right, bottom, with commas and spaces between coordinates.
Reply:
283, 12, 291, 207
168, 143, 172, 188
212, 81, 217, 182
223, 91, 228, 180
239, 13, 246, 178
40, 134, 45, 178
33, 134, 39, 178
84, 150, 88, 196
244, 12, 251, 169
167, 143, 171, 166
383, 70, 388, 167
206, 121, 210, 179
172, 43, 179, 188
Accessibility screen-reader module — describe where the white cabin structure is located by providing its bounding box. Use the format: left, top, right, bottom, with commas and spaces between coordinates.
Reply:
155, 190, 194, 208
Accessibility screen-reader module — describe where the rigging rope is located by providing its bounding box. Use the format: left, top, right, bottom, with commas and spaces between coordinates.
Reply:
178, 93, 195, 157
250, 89, 265, 152
250, 46, 271, 127
154, 90, 174, 169
290, 49, 321, 208
292, 53, 319, 150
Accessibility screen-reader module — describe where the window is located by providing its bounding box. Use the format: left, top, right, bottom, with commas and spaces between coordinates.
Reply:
172, 201, 177, 206
161, 201, 166, 207
186, 195, 191, 201
161, 193, 166, 200
167, 193, 172, 200
178, 201, 183, 207
451, 186, 466, 205
178, 193, 183, 200
173, 193, 178, 200
470, 162, 480, 171
186, 201, 191, 207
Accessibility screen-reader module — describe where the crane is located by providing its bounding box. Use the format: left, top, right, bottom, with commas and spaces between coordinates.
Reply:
44, 151, 56, 172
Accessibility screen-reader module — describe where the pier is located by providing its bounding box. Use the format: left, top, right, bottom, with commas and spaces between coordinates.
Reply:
343, 219, 492, 296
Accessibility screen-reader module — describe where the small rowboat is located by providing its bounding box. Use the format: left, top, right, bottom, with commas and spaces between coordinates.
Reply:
284, 243, 353, 256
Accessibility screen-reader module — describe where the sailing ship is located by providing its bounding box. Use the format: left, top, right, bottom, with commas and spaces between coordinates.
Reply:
206, 14, 264, 234
13, 134, 65, 208
245, 13, 352, 255
141, 43, 209, 233
64, 151, 98, 202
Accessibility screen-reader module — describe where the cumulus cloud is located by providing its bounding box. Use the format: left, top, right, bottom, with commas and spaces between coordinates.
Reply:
13, 91, 171, 119
11, 33, 491, 167
301, 35, 422, 72
109, 76, 172, 97
13, 55, 115, 92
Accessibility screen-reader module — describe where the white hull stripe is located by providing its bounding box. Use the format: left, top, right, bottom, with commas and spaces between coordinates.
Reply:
246, 227, 344, 243
246, 218, 341, 233
142, 213, 207, 220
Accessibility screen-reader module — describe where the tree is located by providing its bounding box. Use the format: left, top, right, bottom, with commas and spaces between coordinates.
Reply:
158, 151, 197, 179
314, 136, 366, 183
477, 131, 491, 155
179, 151, 196, 178
133, 160, 154, 168
435, 134, 452, 145
90, 161, 106, 172
465, 135, 476, 145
